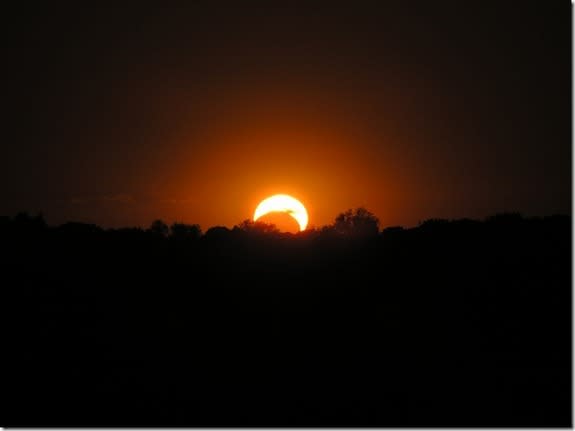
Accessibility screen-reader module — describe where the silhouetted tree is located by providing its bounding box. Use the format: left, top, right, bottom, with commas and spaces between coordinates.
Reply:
170, 222, 201, 240
381, 226, 405, 240
333, 207, 379, 237
57, 222, 103, 236
486, 212, 524, 225
204, 226, 232, 241
108, 227, 146, 242
13, 211, 47, 231
2, 208, 571, 427
418, 218, 450, 232
149, 219, 169, 237
234, 219, 280, 235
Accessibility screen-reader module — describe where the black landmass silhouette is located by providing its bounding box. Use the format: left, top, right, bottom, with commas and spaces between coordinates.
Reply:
4, 210, 571, 426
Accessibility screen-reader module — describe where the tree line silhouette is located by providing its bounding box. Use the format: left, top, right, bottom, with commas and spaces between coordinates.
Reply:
4, 208, 571, 427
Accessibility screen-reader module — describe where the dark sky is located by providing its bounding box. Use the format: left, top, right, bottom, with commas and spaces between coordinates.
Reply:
5, 1, 571, 229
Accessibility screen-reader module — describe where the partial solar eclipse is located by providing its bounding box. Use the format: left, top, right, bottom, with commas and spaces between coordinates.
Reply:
253, 194, 309, 231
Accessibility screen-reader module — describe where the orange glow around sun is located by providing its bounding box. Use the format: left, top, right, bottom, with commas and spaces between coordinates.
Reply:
114, 84, 415, 231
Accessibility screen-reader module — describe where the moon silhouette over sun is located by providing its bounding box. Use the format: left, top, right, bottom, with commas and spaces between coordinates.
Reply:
253, 194, 309, 231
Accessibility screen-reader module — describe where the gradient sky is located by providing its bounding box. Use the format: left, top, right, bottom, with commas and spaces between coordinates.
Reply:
5, 1, 571, 230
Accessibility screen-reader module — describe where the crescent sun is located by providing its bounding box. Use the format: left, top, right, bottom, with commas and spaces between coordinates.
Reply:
253, 194, 309, 231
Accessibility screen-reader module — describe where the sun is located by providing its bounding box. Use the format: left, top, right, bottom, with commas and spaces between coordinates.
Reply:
253, 194, 309, 231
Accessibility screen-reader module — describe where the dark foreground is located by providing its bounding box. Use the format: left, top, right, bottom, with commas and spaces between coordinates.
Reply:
4, 214, 571, 426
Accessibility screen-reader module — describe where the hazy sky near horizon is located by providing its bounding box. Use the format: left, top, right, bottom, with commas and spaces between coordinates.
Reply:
4, 1, 570, 230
